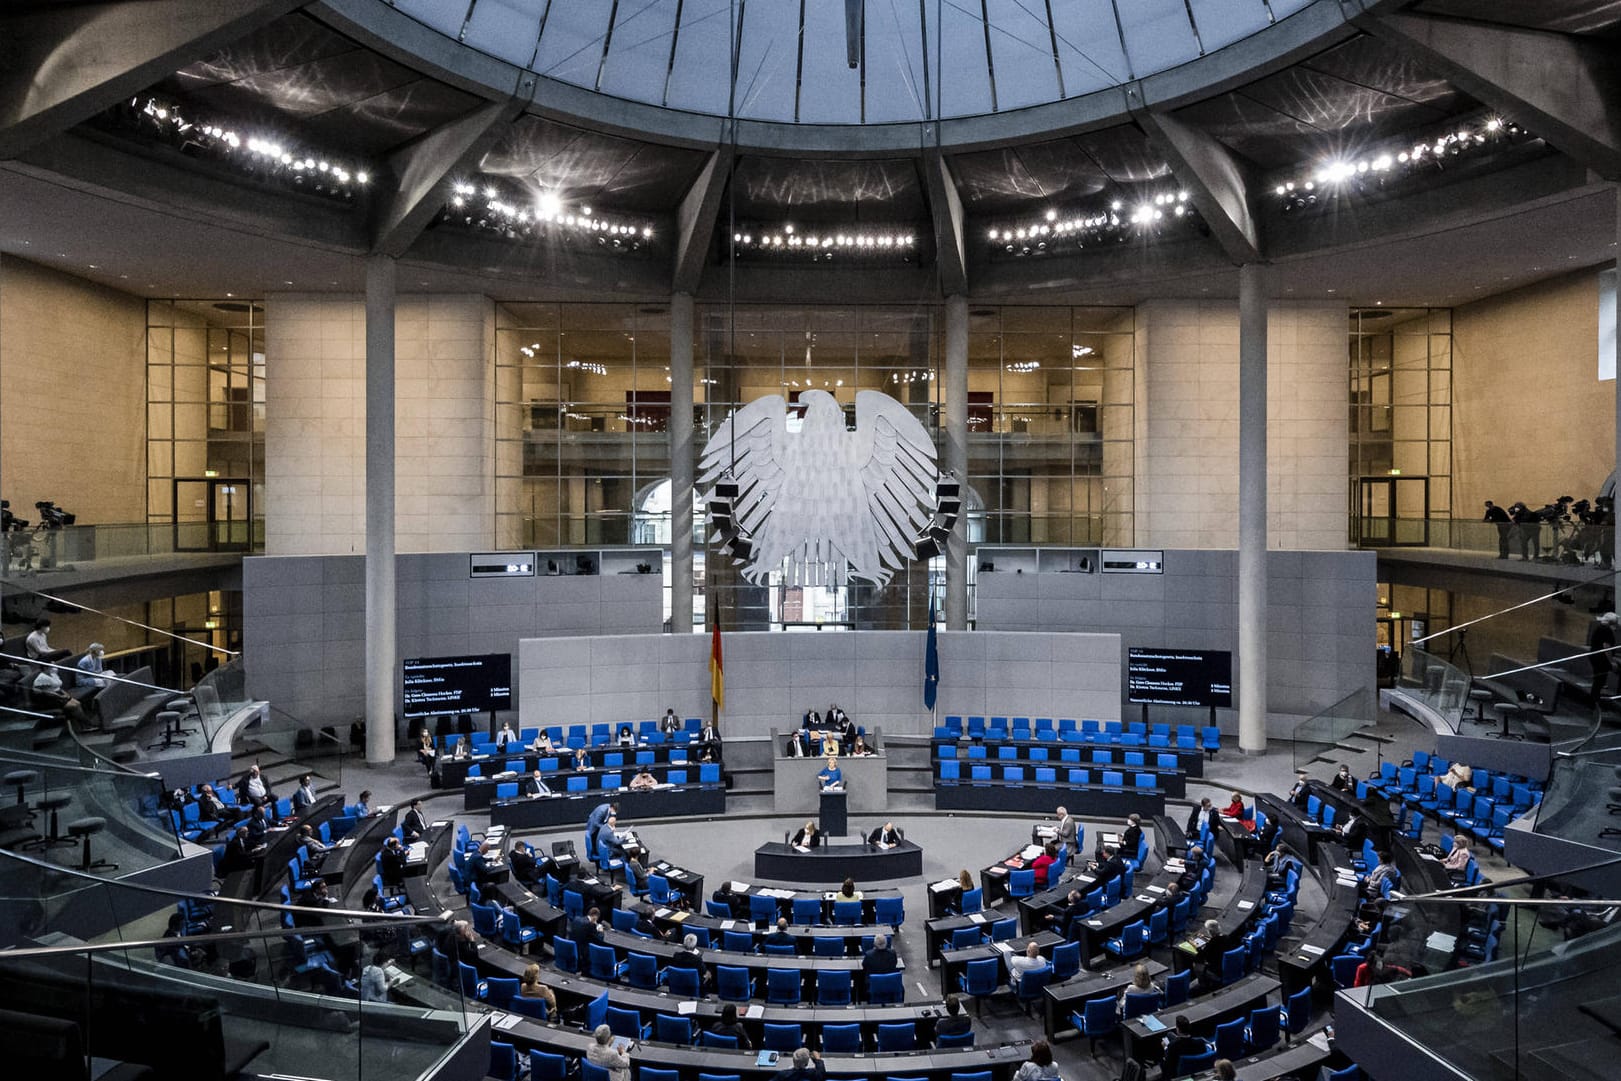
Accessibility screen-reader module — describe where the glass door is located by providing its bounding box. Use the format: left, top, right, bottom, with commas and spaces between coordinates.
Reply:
173, 477, 251, 552
1357, 476, 1430, 546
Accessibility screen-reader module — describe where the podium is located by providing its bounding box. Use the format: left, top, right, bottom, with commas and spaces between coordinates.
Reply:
819, 787, 848, 838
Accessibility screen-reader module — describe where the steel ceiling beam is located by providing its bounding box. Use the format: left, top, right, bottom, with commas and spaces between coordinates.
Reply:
1133, 103, 1263, 265
370, 98, 522, 259
922, 151, 968, 296
0, 0, 306, 160
673, 147, 734, 295
1351, 6, 1621, 178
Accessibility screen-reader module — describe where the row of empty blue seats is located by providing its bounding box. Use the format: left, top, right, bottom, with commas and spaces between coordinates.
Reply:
938, 745, 1185, 771
937, 763, 1163, 789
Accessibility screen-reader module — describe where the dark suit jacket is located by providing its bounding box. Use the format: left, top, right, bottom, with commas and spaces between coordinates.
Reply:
524, 777, 549, 796
1119, 825, 1143, 860
762, 931, 796, 949
1184, 807, 1212, 836
1092, 855, 1125, 886
935, 1014, 972, 1039
221, 836, 257, 873
510, 847, 540, 883
790, 829, 820, 848
868, 827, 901, 846
1163, 1035, 1209, 1077
569, 916, 602, 946
665, 948, 703, 971
401, 809, 428, 840
862, 948, 898, 974
775, 1061, 823, 1081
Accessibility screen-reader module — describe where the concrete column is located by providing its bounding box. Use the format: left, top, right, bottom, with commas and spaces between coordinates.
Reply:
670, 293, 695, 634
364, 255, 397, 765
944, 295, 969, 630
1238, 264, 1268, 753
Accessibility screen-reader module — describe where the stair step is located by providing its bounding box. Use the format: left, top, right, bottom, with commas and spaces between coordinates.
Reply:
1345, 730, 1395, 744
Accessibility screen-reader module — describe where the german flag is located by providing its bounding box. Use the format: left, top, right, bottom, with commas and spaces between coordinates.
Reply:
709, 622, 724, 712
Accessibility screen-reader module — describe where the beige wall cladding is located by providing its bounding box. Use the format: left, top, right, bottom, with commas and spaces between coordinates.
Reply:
1453, 272, 1612, 512
264, 293, 495, 555
0, 257, 147, 523
1136, 299, 1347, 550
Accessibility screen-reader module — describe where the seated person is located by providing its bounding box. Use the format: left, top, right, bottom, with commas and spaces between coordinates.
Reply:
401, 798, 428, 842
195, 784, 239, 831
523, 769, 551, 797
1030, 841, 1059, 887
1044, 888, 1090, 940
1118, 814, 1144, 862
848, 734, 874, 756
1007, 941, 1048, 989
1443, 835, 1473, 876
291, 773, 318, 813
1442, 760, 1473, 791
600, 816, 650, 890
236, 763, 275, 807
1013, 1041, 1059, 1081
509, 840, 541, 884
416, 731, 437, 771
840, 716, 858, 747
1330, 763, 1355, 792
665, 933, 706, 986
827, 704, 849, 727
360, 950, 391, 1003
788, 727, 812, 757
698, 721, 721, 751
244, 804, 270, 846
535, 729, 556, 754
1263, 842, 1299, 888
867, 822, 902, 849
816, 755, 843, 790
451, 735, 472, 759
73, 642, 109, 698
617, 724, 636, 748
296, 824, 330, 865
155, 912, 197, 968
1286, 770, 1311, 808
297, 876, 338, 910
708, 1003, 753, 1049
791, 820, 820, 849
1177, 845, 1207, 892
220, 825, 263, 873
1220, 790, 1253, 830
1116, 962, 1161, 1014
494, 721, 520, 751
1336, 809, 1369, 848
1161, 1016, 1210, 1078
660, 708, 682, 735
861, 933, 898, 974
569, 907, 605, 946
802, 708, 822, 730
1089, 845, 1125, 887
1361, 851, 1399, 898
468, 838, 505, 884
935, 993, 972, 1044
25, 618, 71, 664
518, 962, 558, 1016
628, 766, 658, 791
354, 789, 374, 817
1185, 797, 1215, 838
835, 877, 862, 903
572, 746, 591, 770
30, 666, 90, 725
763, 917, 796, 949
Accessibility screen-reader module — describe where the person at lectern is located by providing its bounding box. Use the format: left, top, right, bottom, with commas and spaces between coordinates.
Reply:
817, 755, 843, 790
791, 820, 821, 849
867, 822, 901, 849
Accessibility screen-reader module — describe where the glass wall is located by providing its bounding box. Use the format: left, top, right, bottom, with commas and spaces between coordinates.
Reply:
1350, 307, 1452, 546
494, 302, 1135, 630
146, 300, 265, 551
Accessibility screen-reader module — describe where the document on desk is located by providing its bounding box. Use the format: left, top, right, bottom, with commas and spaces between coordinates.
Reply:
1237, 900, 1255, 910
730, 881, 750, 893
721, 919, 736, 929
1139, 1015, 1166, 1033
968, 913, 988, 924
337, 837, 356, 848
677, 1000, 698, 1015
744, 1005, 765, 1019
494, 1012, 523, 1031
1299, 944, 1327, 957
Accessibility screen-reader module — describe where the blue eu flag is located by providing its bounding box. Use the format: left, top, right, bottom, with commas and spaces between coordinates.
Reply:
923, 593, 939, 711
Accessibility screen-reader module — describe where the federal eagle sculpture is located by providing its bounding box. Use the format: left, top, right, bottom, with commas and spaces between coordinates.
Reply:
699, 389, 938, 587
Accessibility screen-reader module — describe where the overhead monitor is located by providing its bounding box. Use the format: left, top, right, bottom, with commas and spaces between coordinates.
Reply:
1127, 648, 1233, 708
402, 653, 512, 716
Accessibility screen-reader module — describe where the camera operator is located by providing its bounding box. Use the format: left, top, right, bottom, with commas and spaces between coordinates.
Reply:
1509, 501, 1539, 561
1483, 501, 1511, 559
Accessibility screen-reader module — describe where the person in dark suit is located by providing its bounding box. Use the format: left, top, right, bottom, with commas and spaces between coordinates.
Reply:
400, 799, 428, 842
220, 826, 260, 873
709, 1002, 753, 1049
1161, 1016, 1210, 1078
1177, 846, 1207, 892
861, 933, 898, 975
467, 839, 502, 885
1330, 764, 1355, 792
569, 907, 604, 947
586, 801, 617, 852
665, 933, 706, 989
802, 708, 821, 730
775, 1047, 822, 1081
935, 994, 972, 1043
509, 841, 540, 885
763, 917, 796, 950
235, 763, 275, 807
244, 804, 270, 846
1089, 845, 1125, 887
790, 820, 820, 849
1337, 810, 1369, 849
378, 836, 409, 887
867, 822, 902, 848
840, 716, 858, 747
523, 769, 551, 797
1185, 797, 1215, 838
1044, 888, 1091, 940
1286, 771, 1311, 809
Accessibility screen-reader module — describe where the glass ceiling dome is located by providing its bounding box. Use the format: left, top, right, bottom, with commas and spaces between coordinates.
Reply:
380, 0, 1324, 142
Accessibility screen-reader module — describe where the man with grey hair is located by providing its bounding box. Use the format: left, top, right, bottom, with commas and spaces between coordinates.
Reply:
861, 933, 897, 975
775, 1046, 824, 1081
587, 1023, 633, 1081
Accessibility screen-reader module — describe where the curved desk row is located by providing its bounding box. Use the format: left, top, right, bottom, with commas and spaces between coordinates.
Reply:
1122, 973, 1279, 1062
933, 738, 1204, 778
1276, 842, 1358, 996
714, 883, 905, 928
1042, 959, 1170, 1041
591, 925, 896, 989
466, 762, 703, 810
753, 841, 923, 883
440, 744, 703, 789
490, 784, 726, 830
935, 780, 1165, 818
493, 1009, 1031, 1078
